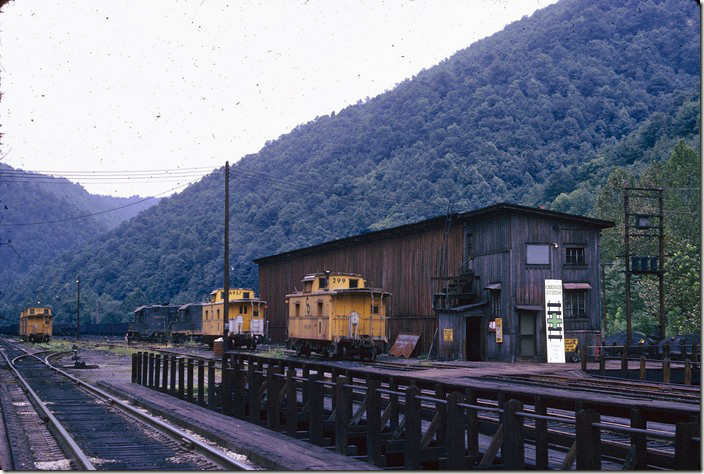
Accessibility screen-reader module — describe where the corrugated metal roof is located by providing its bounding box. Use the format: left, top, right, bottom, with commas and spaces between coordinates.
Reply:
254, 203, 614, 264
563, 282, 592, 290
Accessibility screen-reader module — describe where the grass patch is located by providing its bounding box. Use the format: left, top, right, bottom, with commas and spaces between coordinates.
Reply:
105, 346, 141, 357
259, 348, 287, 359
33, 340, 75, 352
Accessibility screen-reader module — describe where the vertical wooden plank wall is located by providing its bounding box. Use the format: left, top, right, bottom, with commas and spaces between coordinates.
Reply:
259, 221, 464, 354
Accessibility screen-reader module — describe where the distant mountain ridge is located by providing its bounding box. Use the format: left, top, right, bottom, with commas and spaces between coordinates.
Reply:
0, 0, 699, 323
0, 163, 157, 305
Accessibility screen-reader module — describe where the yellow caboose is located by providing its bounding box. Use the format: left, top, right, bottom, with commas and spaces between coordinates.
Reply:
287, 271, 390, 360
19, 306, 53, 343
201, 288, 267, 348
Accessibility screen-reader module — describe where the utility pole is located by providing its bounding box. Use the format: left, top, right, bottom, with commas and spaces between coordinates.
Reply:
223, 162, 230, 354
76, 275, 81, 341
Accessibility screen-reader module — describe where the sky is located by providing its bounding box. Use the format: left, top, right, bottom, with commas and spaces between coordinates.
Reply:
0, 0, 558, 198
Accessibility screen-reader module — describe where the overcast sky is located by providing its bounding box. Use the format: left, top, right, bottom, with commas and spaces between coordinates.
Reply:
0, 0, 557, 198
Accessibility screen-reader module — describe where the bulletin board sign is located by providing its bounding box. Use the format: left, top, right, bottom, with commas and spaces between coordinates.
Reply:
495, 318, 503, 343
544, 279, 565, 363
443, 328, 454, 342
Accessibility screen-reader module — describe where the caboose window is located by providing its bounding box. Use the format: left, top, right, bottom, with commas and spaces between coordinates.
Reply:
371, 305, 380, 314
318, 277, 327, 289
253, 310, 259, 317
317, 302, 323, 317
243, 292, 250, 299
44, 309, 49, 315
242, 306, 248, 314
295, 303, 300, 317
349, 279, 358, 288
30, 309, 35, 315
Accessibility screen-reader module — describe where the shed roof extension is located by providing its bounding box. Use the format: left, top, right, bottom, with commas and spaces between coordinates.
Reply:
254, 203, 614, 265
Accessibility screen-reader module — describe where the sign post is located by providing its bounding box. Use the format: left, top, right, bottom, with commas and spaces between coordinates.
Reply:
544, 279, 565, 363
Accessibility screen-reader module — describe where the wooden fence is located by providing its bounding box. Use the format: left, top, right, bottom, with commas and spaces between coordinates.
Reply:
132, 351, 700, 470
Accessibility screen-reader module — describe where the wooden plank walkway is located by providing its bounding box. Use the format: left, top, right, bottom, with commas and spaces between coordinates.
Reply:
99, 380, 378, 470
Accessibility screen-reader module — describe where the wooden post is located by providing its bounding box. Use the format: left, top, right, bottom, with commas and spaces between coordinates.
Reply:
142, 352, 148, 386
366, 379, 382, 467
302, 365, 310, 406
134, 352, 141, 384
465, 388, 479, 458
639, 354, 646, 380
675, 422, 700, 470
575, 409, 601, 470
197, 360, 205, 406
335, 376, 351, 454
154, 354, 161, 389
178, 358, 185, 399
435, 384, 447, 446
286, 369, 298, 437
170, 355, 177, 394
404, 385, 422, 469
267, 364, 280, 431
389, 377, 399, 432
207, 360, 215, 409
222, 367, 232, 415
502, 399, 525, 469
621, 345, 628, 377
186, 359, 194, 403
232, 363, 243, 418
684, 358, 692, 385
599, 342, 605, 375
662, 355, 670, 384
162, 354, 169, 392
148, 353, 154, 388
446, 391, 465, 469
534, 396, 548, 470
580, 344, 587, 371
248, 358, 261, 424
630, 408, 646, 470
308, 372, 323, 445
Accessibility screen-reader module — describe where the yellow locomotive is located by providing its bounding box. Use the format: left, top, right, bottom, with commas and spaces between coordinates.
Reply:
201, 288, 267, 349
19, 306, 53, 343
287, 271, 389, 360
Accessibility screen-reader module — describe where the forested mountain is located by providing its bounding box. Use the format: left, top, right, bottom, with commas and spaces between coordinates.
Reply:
0, 0, 699, 326
0, 164, 157, 309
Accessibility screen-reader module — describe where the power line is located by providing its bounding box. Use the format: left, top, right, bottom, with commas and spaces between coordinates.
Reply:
0, 179, 198, 227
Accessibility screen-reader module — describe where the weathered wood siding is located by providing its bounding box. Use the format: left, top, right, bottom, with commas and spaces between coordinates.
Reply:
258, 222, 464, 354
509, 213, 603, 360
466, 213, 512, 361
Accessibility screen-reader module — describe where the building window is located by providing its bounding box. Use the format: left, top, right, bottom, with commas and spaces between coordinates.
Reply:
565, 290, 587, 318
566, 247, 585, 265
349, 279, 358, 288
490, 290, 501, 318
526, 244, 551, 265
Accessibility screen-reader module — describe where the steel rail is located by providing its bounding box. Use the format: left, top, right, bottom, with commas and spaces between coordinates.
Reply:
1, 350, 96, 470
41, 352, 255, 471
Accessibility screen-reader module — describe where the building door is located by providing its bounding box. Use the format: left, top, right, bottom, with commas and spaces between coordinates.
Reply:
519, 311, 537, 359
465, 317, 482, 361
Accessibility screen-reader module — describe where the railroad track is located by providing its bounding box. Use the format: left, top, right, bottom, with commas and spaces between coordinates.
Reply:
486, 373, 700, 404
0, 339, 257, 470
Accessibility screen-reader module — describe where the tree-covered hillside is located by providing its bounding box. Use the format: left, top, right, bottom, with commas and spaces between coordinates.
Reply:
0, 0, 699, 325
0, 164, 157, 310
